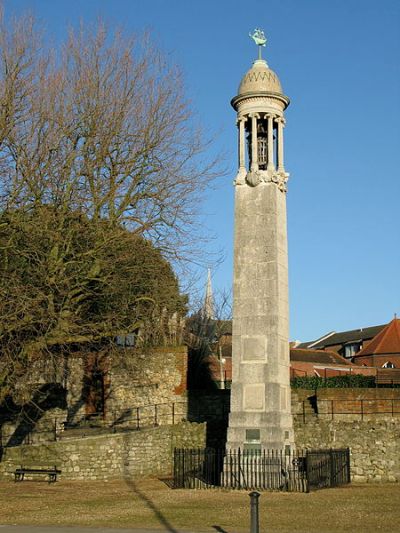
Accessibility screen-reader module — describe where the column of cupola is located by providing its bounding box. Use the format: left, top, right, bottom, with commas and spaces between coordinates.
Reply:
236, 113, 286, 174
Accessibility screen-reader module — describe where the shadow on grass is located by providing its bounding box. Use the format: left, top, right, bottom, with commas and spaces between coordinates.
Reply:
122, 433, 178, 533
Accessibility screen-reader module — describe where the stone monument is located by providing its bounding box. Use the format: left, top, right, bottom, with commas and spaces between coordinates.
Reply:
226, 29, 294, 452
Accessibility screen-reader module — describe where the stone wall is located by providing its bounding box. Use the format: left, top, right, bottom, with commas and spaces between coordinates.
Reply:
1, 347, 189, 446
64, 347, 188, 424
0, 421, 205, 481
294, 418, 400, 483
105, 347, 187, 415
190, 388, 400, 482
292, 388, 400, 483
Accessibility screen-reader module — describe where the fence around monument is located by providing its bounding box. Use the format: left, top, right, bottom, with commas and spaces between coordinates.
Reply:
173, 447, 350, 492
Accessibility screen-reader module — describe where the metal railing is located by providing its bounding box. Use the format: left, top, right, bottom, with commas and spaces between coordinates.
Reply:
0, 400, 188, 448
173, 447, 350, 492
297, 398, 400, 422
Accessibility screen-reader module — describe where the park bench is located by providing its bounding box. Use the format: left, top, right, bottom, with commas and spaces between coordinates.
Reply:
14, 465, 61, 483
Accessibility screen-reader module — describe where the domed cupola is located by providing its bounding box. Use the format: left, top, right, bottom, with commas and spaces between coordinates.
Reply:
232, 30, 289, 190
238, 59, 283, 96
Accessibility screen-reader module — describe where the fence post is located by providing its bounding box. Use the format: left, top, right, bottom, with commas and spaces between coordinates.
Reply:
361, 399, 364, 421
302, 401, 306, 424
249, 491, 260, 533
136, 407, 140, 430
331, 400, 334, 420
346, 448, 351, 484
54, 418, 57, 441
329, 449, 335, 487
154, 404, 158, 426
172, 403, 175, 425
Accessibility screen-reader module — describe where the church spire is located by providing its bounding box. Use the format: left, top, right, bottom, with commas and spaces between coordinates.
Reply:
202, 268, 214, 320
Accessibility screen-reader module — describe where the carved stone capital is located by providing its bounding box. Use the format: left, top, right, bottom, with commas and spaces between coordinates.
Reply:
236, 115, 247, 125
234, 167, 247, 186
240, 169, 289, 191
246, 170, 262, 187
274, 170, 289, 192
257, 170, 289, 191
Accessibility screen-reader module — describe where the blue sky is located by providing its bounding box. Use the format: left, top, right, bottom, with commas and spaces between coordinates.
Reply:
4, 0, 400, 341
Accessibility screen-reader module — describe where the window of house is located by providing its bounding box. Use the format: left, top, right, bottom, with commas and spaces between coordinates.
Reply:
382, 361, 396, 368
343, 343, 361, 358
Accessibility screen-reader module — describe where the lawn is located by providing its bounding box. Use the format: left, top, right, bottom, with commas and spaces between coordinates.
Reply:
0, 478, 398, 532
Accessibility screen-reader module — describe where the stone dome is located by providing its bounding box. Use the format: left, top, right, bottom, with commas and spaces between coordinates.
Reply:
238, 59, 283, 95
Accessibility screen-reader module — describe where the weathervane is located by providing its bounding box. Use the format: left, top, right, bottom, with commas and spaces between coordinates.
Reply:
249, 28, 267, 61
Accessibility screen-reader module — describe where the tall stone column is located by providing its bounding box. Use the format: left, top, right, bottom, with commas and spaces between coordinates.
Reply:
227, 41, 294, 453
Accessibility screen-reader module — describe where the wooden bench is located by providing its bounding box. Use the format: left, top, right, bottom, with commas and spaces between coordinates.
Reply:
14, 465, 61, 483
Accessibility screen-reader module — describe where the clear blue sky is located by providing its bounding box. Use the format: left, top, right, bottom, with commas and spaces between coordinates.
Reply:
5, 0, 400, 341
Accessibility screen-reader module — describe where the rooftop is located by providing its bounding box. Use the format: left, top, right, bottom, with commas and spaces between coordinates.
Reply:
298, 324, 386, 349
354, 318, 400, 357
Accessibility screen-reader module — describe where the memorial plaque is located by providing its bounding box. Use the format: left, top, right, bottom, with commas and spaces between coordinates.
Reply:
241, 336, 266, 361
243, 384, 265, 410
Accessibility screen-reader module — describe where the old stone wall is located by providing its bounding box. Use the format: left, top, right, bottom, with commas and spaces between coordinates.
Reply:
292, 388, 400, 483
294, 418, 400, 483
106, 347, 187, 415
1, 347, 189, 446
0, 421, 205, 481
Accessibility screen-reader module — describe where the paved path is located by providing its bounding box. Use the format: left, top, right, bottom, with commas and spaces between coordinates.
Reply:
0, 527, 213, 533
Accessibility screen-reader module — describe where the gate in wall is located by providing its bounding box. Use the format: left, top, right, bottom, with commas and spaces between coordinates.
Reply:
173, 448, 350, 492
306, 448, 351, 490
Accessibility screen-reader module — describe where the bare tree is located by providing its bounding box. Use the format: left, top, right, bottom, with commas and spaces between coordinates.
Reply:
0, 11, 219, 405
0, 13, 221, 263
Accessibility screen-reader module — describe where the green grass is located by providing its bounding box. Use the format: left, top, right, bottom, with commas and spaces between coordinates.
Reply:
0, 478, 398, 532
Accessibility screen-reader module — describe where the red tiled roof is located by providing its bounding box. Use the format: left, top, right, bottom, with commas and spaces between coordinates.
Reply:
354, 318, 400, 357
290, 349, 352, 366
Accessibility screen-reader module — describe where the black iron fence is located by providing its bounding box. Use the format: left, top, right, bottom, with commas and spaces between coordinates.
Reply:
173, 448, 350, 492
306, 449, 350, 489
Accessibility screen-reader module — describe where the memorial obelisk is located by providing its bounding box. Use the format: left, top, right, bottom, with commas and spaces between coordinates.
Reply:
226, 29, 294, 452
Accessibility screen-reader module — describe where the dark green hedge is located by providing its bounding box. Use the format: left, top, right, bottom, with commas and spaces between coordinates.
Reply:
291, 375, 376, 389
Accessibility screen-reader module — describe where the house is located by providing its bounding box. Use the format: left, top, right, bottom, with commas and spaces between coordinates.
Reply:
353, 318, 400, 369
202, 317, 400, 387
295, 324, 386, 360
203, 324, 375, 388
289, 348, 373, 379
